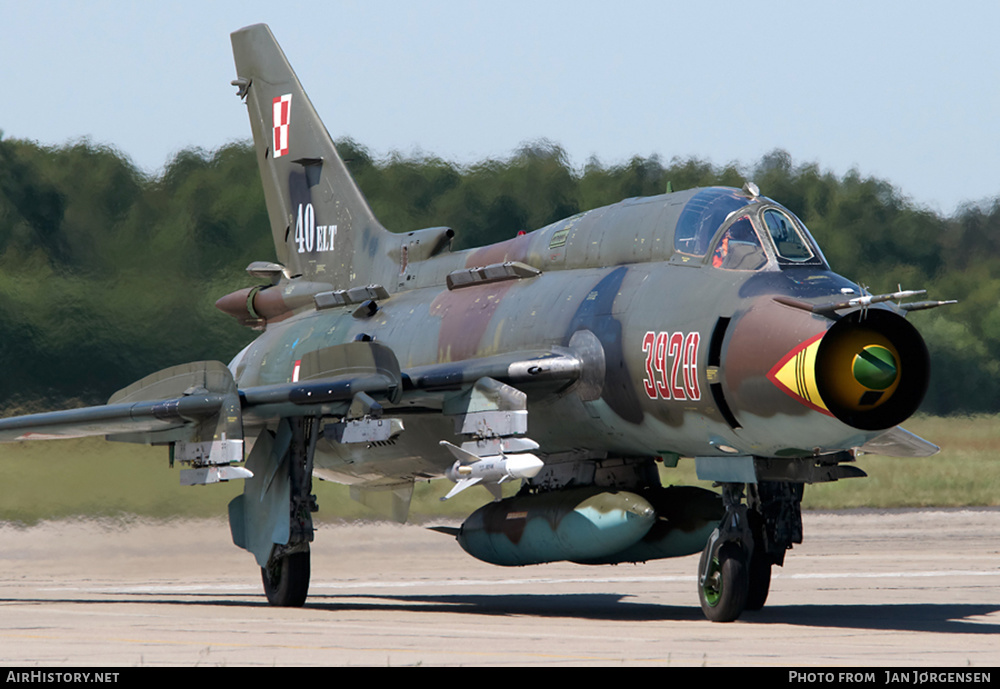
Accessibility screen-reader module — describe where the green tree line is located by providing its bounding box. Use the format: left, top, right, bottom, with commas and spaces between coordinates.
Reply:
0, 135, 997, 415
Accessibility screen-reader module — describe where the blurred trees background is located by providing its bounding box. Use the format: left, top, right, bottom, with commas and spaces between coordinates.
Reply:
0, 135, 997, 414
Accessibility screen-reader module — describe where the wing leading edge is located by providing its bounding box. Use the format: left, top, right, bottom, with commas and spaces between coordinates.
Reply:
0, 361, 236, 443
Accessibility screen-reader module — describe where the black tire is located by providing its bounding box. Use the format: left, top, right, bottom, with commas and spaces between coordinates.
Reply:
745, 549, 772, 611
745, 511, 772, 611
698, 540, 748, 622
261, 550, 310, 607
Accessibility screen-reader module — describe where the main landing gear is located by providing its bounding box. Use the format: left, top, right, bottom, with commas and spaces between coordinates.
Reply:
697, 481, 802, 622
261, 417, 317, 608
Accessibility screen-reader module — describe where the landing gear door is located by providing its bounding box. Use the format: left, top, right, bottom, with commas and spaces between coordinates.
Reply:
228, 423, 293, 567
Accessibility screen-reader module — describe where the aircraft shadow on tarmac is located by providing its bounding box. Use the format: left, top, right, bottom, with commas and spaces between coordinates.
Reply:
6, 593, 998, 634
304, 593, 1000, 634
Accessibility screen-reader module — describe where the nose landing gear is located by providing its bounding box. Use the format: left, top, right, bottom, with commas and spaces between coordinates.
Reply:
698, 483, 752, 622
698, 481, 802, 621
698, 539, 748, 622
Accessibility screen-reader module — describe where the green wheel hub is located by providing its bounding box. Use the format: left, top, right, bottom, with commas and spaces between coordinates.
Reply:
701, 555, 723, 606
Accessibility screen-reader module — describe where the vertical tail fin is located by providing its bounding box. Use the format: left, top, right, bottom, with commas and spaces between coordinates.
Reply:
231, 24, 392, 286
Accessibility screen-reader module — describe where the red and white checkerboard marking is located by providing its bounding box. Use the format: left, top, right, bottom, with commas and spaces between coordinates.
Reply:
272, 94, 292, 158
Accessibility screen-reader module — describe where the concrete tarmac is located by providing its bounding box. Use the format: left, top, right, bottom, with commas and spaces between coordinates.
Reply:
0, 508, 998, 667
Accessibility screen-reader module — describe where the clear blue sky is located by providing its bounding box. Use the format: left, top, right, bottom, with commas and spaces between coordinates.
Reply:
2, 0, 998, 217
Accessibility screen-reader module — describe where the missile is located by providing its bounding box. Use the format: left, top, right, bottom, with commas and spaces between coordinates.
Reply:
439, 440, 544, 501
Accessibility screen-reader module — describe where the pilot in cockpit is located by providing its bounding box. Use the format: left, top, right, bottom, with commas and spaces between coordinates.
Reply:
712, 215, 767, 270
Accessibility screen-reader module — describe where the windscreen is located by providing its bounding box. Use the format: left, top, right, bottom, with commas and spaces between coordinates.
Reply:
761, 208, 816, 263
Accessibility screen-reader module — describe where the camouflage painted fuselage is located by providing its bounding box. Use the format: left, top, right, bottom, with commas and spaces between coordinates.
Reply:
229, 187, 922, 487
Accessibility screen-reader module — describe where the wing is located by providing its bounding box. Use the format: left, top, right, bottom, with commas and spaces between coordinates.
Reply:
0, 361, 239, 443
0, 341, 585, 488
0, 361, 252, 484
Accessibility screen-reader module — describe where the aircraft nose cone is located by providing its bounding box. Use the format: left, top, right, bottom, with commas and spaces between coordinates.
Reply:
852, 345, 898, 390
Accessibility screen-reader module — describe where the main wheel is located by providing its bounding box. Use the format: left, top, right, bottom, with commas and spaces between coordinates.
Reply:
261, 550, 310, 607
698, 540, 748, 622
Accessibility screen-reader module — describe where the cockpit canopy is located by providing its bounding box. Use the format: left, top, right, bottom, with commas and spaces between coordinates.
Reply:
674, 187, 827, 270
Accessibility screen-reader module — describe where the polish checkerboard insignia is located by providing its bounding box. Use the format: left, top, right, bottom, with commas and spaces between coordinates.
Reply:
272, 94, 292, 158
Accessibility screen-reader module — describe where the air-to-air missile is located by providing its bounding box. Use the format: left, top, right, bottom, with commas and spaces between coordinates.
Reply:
440, 439, 544, 501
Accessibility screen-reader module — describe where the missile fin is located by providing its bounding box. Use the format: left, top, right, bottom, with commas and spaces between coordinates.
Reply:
441, 476, 482, 501
439, 440, 479, 466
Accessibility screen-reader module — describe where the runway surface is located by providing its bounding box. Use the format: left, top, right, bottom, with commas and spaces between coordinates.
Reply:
1, 508, 998, 667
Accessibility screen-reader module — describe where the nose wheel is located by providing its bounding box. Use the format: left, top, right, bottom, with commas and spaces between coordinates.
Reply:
698, 538, 748, 622
697, 483, 754, 622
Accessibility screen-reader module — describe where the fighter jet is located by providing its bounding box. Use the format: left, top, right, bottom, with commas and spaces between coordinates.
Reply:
0, 24, 954, 622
